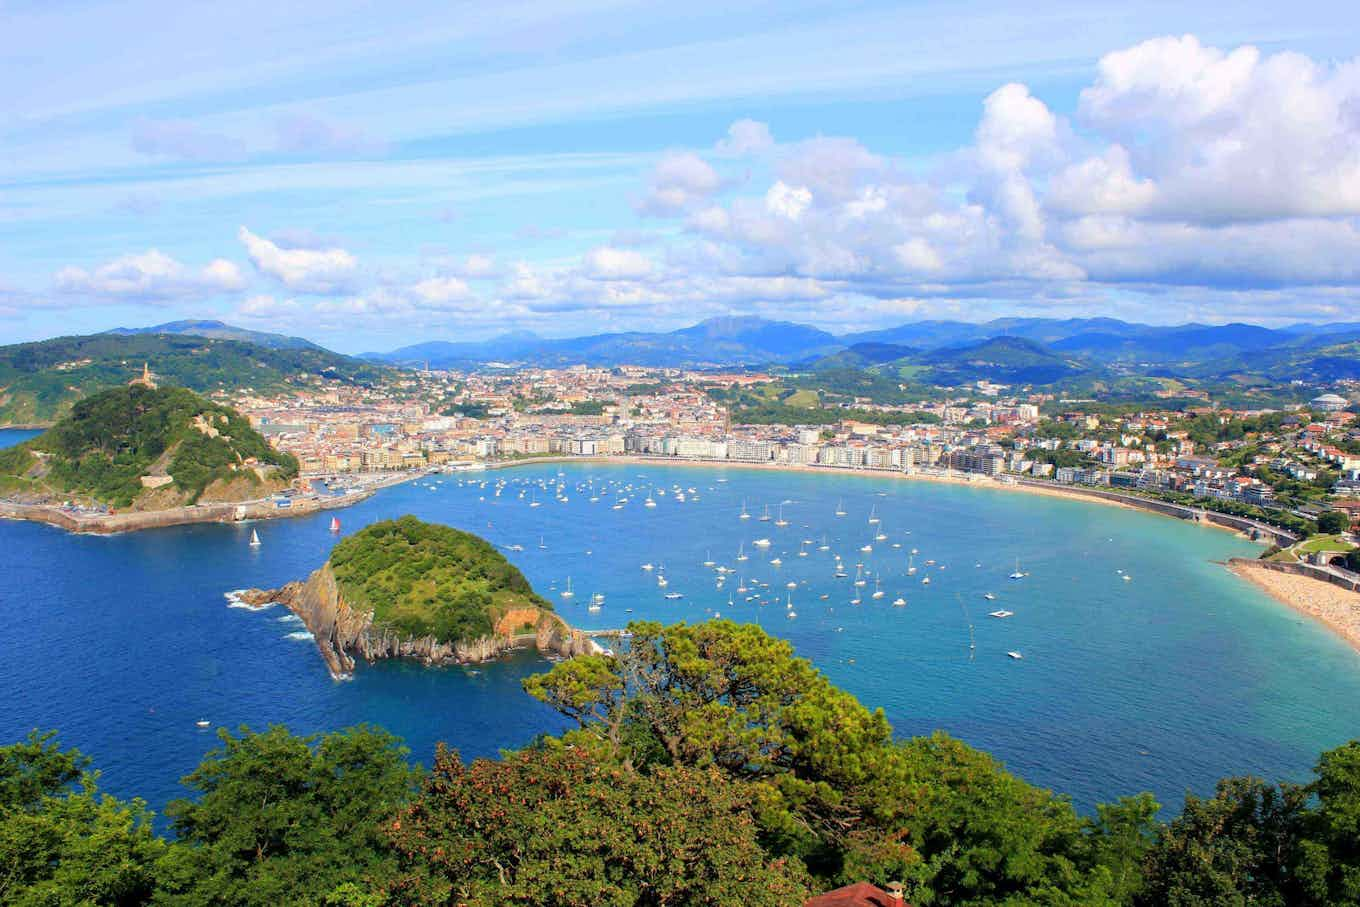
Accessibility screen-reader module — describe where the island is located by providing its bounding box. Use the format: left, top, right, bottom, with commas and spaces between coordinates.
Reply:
238, 515, 595, 677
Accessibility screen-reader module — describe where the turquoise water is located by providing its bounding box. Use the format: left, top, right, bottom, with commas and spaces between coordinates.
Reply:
1, 428, 1357, 818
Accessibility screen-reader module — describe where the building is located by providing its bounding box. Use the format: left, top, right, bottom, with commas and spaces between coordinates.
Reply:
1311, 393, 1349, 413
805, 882, 908, 907
947, 445, 1005, 476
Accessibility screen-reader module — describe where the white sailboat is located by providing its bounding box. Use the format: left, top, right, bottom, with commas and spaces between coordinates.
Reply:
774, 505, 789, 527
906, 555, 917, 575
867, 505, 880, 525
703, 550, 715, 567
834, 498, 847, 517
892, 596, 907, 607
818, 534, 830, 551
739, 499, 751, 520
758, 504, 771, 522
1009, 558, 1028, 580
560, 577, 574, 599
249, 529, 261, 547
736, 542, 748, 561
871, 578, 885, 600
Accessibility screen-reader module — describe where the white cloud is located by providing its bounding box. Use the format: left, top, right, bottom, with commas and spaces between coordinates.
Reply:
764, 181, 812, 220
714, 119, 774, 156
238, 226, 357, 293
411, 275, 472, 305
583, 246, 653, 280
636, 151, 721, 216
55, 250, 243, 303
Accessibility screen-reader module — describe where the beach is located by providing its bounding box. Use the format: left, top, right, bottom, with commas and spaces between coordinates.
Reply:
1228, 561, 1360, 654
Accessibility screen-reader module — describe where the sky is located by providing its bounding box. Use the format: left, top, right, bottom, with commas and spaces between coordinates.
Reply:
2, 0, 1359, 353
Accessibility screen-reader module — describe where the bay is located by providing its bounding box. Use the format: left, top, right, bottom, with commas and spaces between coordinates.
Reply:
2, 429, 1357, 818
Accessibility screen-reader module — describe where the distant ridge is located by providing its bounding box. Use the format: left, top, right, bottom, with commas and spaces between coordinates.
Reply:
106, 319, 322, 351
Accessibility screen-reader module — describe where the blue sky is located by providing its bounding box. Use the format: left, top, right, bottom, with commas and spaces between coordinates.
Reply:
2, 0, 1359, 352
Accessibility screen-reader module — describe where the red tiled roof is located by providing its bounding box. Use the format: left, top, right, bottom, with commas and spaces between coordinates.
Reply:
804, 882, 907, 907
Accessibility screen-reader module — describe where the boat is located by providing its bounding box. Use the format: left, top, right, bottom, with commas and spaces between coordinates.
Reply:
591, 593, 605, 605
758, 505, 771, 522
871, 578, 885, 600
644, 495, 657, 508
1007, 651, 1024, 660
1009, 558, 1028, 580
853, 566, 866, 587
774, 505, 789, 527
249, 529, 261, 547
892, 597, 906, 607
860, 541, 872, 553
834, 498, 846, 517
663, 592, 684, 600
786, 580, 797, 589
798, 541, 809, 558
818, 534, 830, 551
657, 574, 669, 588
507, 543, 524, 552
195, 719, 210, 728
753, 538, 771, 548
906, 555, 917, 575
703, 550, 715, 567
739, 499, 751, 520
539, 536, 547, 549
867, 505, 880, 525
329, 516, 340, 533
641, 562, 655, 571
588, 602, 602, 612
736, 543, 748, 562
921, 576, 931, 585
989, 610, 1014, 618
983, 592, 996, 600
770, 557, 782, 566
560, 577, 574, 599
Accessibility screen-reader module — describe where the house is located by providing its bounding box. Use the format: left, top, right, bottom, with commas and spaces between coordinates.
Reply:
805, 881, 909, 906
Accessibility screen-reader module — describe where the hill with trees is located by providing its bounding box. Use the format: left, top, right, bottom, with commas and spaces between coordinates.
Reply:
3, 618, 1358, 905
0, 330, 387, 425
328, 516, 552, 645
0, 384, 297, 509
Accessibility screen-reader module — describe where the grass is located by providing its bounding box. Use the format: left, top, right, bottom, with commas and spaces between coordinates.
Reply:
1295, 534, 1355, 555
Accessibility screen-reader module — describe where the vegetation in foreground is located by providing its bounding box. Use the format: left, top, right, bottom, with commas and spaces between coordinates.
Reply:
0, 385, 298, 508
3, 620, 1358, 906
329, 516, 551, 645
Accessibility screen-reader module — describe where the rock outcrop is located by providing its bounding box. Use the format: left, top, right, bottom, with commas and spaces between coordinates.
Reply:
246, 564, 595, 678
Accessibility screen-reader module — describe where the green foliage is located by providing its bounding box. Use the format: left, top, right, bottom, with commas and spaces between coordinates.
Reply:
0, 332, 384, 425
0, 731, 165, 906
329, 516, 548, 644
156, 725, 417, 907
0, 385, 297, 507
386, 744, 811, 905
567, 400, 607, 415
1316, 511, 1351, 535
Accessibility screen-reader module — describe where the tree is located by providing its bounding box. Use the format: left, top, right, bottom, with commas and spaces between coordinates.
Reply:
1345, 547, 1360, 572
1294, 741, 1360, 904
154, 725, 417, 906
1317, 510, 1351, 535
0, 731, 164, 906
384, 743, 810, 905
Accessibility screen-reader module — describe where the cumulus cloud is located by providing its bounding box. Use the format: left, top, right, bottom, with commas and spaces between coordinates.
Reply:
410, 275, 472, 305
715, 119, 775, 157
238, 226, 357, 293
583, 246, 653, 280
55, 250, 244, 303
636, 151, 722, 216
131, 119, 246, 161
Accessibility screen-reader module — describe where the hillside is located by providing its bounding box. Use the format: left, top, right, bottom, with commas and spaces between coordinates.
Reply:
0, 331, 387, 425
329, 516, 551, 645
105, 319, 322, 350
0, 385, 298, 509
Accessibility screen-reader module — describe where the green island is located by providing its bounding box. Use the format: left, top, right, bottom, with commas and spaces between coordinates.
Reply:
5, 619, 1358, 906
0, 330, 384, 426
0, 384, 297, 509
329, 516, 551, 644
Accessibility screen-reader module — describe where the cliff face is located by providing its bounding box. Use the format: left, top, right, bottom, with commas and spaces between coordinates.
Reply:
253, 564, 595, 679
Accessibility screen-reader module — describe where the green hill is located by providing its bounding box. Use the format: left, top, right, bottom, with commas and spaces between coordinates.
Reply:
329, 516, 551, 645
0, 331, 387, 426
0, 384, 298, 509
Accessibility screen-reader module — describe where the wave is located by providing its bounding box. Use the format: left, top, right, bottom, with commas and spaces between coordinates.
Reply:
285, 630, 314, 641
275, 613, 303, 624
224, 589, 274, 611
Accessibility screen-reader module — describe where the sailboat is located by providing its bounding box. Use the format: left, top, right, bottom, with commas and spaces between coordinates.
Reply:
736, 542, 748, 562
907, 555, 917, 575
818, 534, 830, 551
785, 593, 796, 619
739, 499, 751, 520
892, 596, 906, 607
867, 504, 880, 525
703, 550, 715, 567
249, 529, 261, 547
329, 516, 340, 533
853, 565, 866, 587
1009, 558, 1028, 580
871, 578, 885, 600
758, 504, 771, 522
774, 505, 789, 527
834, 498, 847, 517
560, 577, 574, 599
798, 541, 809, 558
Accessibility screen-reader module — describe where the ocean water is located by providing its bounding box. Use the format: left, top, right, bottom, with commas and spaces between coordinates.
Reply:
2, 429, 1358, 820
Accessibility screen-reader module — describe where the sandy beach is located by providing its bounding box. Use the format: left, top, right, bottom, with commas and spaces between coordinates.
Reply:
1228, 562, 1360, 654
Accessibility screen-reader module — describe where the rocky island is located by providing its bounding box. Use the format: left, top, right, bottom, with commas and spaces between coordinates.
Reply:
240, 515, 595, 677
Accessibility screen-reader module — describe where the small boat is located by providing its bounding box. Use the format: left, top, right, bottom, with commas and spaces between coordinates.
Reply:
587, 602, 602, 612
871, 579, 885, 600
1007, 651, 1024, 660
644, 496, 657, 508
834, 499, 846, 517
786, 580, 797, 589
329, 516, 340, 533
1009, 558, 1027, 580
657, 574, 669, 588
703, 550, 715, 567
560, 577, 574, 600
989, 610, 1014, 618
641, 563, 655, 571
860, 542, 872, 553
892, 597, 906, 607
249, 529, 261, 547
921, 576, 931, 585
759, 505, 771, 522
753, 538, 772, 548
736, 543, 749, 562
774, 505, 789, 527
739, 499, 751, 520
818, 534, 830, 551
591, 593, 605, 605
539, 536, 547, 549
983, 593, 996, 601
867, 505, 880, 525
663, 592, 684, 600
195, 719, 210, 728
906, 556, 917, 575
770, 557, 782, 566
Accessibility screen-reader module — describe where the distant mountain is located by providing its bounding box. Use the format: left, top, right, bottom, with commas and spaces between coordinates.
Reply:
800, 342, 918, 370
909, 336, 1090, 385
0, 332, 386, 425
365, 317, 841, 368
107, 319, 322, 351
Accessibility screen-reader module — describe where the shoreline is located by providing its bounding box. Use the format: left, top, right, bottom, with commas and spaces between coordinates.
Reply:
1226, 560, 1360, 654
0, 471, 417, 535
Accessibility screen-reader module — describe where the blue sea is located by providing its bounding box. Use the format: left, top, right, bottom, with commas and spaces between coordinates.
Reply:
2, 427, 1358, 820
